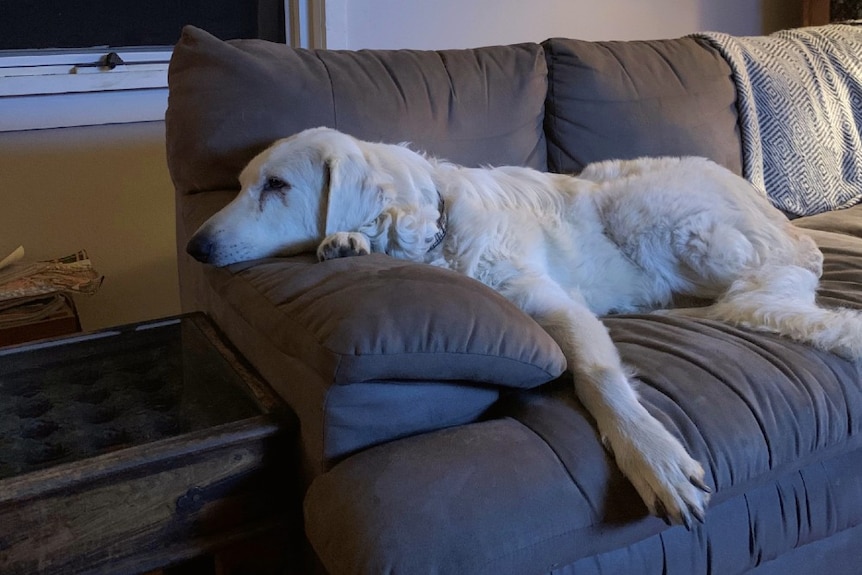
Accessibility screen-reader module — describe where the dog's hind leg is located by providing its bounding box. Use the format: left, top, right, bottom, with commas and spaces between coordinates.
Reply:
675, 264, 862, 360
664, 214, 822, 293
503, 276, 711, 527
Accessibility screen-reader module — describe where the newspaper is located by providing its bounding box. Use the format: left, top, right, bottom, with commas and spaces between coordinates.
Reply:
0, 293, 73, 329
0, 246, 104, 302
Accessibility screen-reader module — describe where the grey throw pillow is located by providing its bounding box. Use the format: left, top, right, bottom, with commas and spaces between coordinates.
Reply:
226, 253, 567, 387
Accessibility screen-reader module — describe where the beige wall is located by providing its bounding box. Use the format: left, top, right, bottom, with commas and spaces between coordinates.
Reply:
326, 0, 803, 49
0, 0, 804, 332
0, 121, 180, 331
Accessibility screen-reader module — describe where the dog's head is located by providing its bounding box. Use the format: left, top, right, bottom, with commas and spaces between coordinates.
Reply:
186, 127, 388, 266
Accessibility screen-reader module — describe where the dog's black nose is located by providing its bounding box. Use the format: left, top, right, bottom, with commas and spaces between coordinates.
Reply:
186, 235, 213, 263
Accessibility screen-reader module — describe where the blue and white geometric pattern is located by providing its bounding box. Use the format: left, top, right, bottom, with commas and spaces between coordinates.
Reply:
697, 24, 862, 216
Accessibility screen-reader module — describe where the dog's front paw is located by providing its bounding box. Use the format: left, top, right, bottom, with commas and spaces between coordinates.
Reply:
607, 414, 711, 529
317, 232, 371, 261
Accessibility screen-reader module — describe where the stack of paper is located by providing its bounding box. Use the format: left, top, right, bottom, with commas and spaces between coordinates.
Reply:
0, 246, 103, 329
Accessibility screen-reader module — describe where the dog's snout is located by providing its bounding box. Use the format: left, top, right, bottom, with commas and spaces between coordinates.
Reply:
186, 234, 213, 263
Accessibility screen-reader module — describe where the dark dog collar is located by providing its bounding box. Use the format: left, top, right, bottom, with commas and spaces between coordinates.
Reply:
427, 191, 447, 252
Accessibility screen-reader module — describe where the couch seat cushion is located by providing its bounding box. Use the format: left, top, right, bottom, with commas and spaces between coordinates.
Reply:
792, 203, 862, 238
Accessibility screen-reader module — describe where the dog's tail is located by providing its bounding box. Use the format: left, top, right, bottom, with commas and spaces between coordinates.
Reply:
676, 264, 862, 360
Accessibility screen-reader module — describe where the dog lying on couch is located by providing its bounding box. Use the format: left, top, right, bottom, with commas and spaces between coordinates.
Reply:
186, 126, 862, 528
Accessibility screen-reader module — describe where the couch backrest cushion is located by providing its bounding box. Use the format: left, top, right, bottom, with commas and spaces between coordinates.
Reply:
166, 26, 548, 195
543, 37, 742, 175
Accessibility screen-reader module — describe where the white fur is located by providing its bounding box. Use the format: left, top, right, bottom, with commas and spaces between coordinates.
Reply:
187, 127, 862, 527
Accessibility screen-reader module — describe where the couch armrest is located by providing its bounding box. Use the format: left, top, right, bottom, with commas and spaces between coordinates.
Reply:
182, 246, 566, 473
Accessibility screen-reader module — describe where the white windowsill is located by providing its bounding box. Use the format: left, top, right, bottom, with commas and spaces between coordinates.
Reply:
0, 48, 171, 132
1, 89, 169, 132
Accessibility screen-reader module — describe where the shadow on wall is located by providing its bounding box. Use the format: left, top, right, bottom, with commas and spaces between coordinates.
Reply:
74, 255, 180, 331
698, 0, 803, 35
762, 0, 804, 32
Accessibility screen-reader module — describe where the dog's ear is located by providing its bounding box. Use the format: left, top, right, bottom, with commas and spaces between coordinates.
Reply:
323, 151, 386, 235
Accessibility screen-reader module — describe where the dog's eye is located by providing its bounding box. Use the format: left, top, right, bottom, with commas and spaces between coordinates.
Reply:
264, 177, 289, 191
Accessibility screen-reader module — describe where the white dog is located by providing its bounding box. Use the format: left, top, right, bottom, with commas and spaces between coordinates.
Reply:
187, 127, 862, 528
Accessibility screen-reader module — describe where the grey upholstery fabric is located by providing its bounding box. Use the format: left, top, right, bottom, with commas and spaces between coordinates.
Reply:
792, 203, 862, 238
543, 36, 743, 175
307, 438, 862, 575
224, 254, 564, 387
228, 250, 566, 458
195, 250, 565, 473
167, 25, 549, 196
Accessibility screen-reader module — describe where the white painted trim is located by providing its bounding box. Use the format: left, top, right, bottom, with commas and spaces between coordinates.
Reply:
0, 89, 168, 132
1, 66, 168, 97
0, 48, 171, 97
0, 49, 172, 68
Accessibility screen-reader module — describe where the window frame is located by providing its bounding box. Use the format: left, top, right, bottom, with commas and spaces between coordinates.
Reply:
0, 0, 325, 132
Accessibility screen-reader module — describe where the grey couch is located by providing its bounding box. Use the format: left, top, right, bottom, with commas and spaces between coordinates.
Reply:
166, 25, 862, 574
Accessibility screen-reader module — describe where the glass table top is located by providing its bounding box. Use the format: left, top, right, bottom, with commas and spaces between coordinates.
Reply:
0, 314, 261, 480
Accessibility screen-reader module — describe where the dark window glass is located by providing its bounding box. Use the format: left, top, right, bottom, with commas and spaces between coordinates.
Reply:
0, 0, 285, 50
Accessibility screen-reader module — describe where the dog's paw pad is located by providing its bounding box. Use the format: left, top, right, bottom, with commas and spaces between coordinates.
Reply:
317, 232, 371, 261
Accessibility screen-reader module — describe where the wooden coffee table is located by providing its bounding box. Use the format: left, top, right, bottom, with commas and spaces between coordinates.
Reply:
0, 313, 299, 575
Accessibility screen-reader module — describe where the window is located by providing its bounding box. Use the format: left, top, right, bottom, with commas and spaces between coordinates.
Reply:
0, 1, 323, 132
0, 2, 286, 50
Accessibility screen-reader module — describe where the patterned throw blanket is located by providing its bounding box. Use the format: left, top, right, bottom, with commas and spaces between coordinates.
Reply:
696, 24, 862, 216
